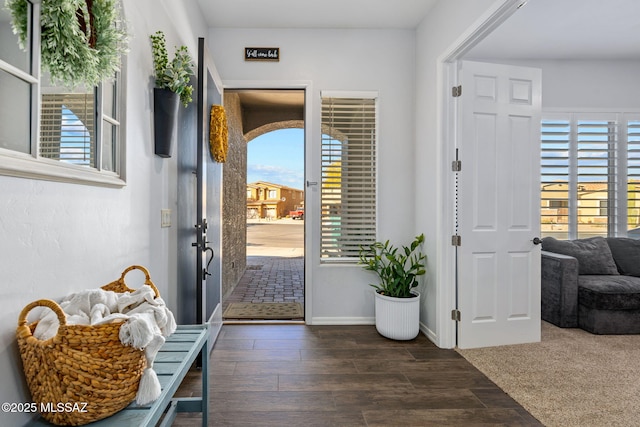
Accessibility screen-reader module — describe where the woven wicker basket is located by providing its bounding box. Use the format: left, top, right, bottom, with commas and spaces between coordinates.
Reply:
101, 265, 159, 296
16, 265, 159, 426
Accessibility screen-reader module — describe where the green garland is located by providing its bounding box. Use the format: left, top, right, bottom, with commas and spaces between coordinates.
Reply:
6, 0, 128, 88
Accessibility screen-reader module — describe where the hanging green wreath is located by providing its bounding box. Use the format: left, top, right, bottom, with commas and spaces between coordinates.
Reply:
5, 0, 128, 87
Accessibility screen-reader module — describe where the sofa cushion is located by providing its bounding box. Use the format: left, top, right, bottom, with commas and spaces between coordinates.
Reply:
579, 275, 640, 310
541, 236, 619, 275
606, 237, 640, 276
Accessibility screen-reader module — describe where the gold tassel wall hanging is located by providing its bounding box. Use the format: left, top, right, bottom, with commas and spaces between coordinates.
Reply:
209, 105, 228, 162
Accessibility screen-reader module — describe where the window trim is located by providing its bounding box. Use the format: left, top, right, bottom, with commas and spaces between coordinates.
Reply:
0, 0, 126, 188
0, 147, 124, 187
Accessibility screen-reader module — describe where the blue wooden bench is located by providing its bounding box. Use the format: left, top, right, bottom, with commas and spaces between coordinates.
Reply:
27, 324, 209, 427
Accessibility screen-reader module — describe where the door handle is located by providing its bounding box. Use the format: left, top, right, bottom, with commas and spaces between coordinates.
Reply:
203, 247, 214, 279
532, 237, 542, 245
306, 180, 318, 187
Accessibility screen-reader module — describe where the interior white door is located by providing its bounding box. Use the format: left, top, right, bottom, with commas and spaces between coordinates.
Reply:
457, 60, 542, 349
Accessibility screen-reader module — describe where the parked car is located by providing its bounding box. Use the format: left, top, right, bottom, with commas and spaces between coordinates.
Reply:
290, 208, 304, 220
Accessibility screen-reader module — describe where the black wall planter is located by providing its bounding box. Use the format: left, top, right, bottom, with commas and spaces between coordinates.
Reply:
154, 88, 179, 158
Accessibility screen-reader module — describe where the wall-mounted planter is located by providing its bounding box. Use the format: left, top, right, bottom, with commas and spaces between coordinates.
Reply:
154, 88, 179, 158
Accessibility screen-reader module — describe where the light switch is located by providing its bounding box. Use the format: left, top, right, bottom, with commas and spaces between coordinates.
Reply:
161, 209, 171, 227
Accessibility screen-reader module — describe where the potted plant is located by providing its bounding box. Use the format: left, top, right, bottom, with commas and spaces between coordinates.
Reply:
150, 31, 195, 157
359, 234, 426, 340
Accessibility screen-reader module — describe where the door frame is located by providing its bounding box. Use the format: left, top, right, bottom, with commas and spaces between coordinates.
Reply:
438, 0, 527, 348
223, 79, 313, 324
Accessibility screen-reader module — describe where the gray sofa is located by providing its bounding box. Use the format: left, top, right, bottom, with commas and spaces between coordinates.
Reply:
541, 236, 640, 334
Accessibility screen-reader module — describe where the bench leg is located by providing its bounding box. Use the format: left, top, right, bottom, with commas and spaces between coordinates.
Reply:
159, 401, 179, 427
202, 338, 208, 427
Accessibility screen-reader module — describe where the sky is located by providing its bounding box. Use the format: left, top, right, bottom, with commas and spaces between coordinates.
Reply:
60, 106, 91, 165
247, 128, 305, 190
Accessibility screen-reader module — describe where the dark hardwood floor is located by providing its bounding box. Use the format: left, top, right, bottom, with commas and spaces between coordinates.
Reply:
174, 324, 542, 426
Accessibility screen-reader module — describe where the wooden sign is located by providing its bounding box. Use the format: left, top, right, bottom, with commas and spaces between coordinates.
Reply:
245, 47, 280, 62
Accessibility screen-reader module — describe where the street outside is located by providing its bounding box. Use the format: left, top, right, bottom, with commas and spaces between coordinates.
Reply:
246, 218, 304, 257
223, 218, 304, 309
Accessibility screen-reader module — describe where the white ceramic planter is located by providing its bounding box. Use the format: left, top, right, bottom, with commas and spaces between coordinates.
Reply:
374, 290, 420, 340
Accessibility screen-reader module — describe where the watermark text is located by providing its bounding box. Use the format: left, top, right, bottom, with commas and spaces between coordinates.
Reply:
2, 402, 88, 413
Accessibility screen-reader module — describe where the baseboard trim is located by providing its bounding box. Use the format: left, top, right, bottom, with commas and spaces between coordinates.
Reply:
207, 303, 223, 353
311, 316, 375, 325
304, 318, 440, 347
420, 321, 440, 346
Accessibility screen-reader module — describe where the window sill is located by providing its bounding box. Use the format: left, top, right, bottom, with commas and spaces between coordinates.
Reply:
0, 150, 125, 188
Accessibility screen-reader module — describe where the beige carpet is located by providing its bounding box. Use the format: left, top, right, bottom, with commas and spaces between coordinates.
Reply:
223, 302, 303, 319
457, 322, 640, 427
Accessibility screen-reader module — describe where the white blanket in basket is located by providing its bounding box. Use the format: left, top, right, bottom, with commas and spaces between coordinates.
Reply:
33, 285, 176, 405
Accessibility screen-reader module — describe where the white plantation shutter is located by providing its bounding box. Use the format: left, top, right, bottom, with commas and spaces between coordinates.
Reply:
575, 118, 617, 236
541, 118, 571, 239
320, 93, 377, 261
40, 93, 96, 167
539, 113, 640, 239
627, 118, 640, 231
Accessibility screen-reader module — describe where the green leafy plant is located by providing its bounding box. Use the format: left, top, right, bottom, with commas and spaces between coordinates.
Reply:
359, 234, 426, 298
150, 31, 194, 107
6, 0, 128, 87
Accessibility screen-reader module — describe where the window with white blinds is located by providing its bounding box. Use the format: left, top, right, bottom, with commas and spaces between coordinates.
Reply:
41, 93, 96, 167
320, 94, 377, 261
541, 113, 640, 239
0, 5, 124, 186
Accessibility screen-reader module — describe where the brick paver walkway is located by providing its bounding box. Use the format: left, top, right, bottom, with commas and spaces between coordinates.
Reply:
223, 256, 304, 312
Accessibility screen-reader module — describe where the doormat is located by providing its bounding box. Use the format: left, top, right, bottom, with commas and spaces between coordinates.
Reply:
223, 302, 303, 319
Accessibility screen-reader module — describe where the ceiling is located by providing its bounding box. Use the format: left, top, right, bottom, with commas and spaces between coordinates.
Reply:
195, 0, 438, 29
197, 0, 640, 60
226, 89, 305, 136
228, 90, 304, 109
467, 0, 640, 60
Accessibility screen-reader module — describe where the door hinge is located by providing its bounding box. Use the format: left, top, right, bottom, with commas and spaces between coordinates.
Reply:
452, 85, 462, 97
451, 309, 461, 322
451, 160, 462, 172
451, 235, 461, 246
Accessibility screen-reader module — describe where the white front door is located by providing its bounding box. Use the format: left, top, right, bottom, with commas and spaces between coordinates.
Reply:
456, 60, 542, 349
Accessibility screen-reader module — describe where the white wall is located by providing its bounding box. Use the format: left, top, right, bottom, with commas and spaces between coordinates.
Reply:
0, 1, 208, 425
208, 28, 417, 322
541, 60, 640, 109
